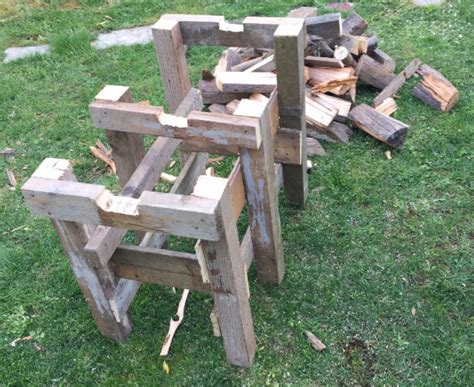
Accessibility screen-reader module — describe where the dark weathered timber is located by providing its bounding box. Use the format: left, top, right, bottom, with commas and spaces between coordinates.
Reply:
342, 12, 368, 36
368, 48, 396, 72
374, 58, 422, 107
412, 64, 459, 112
199, 79, 250, 104
367, 34, 378, 53
318, 40, 335, 57
356, 54, 396, 90
349, 104, 409, 148
306, 13, 342, 39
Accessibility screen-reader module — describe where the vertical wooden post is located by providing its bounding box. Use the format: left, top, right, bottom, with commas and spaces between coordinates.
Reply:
95, 85, 145, 187
274, 21, 308, 207
200, 191, 256, 367
33, 158, 132, 341
239, 103, 284, 284
152, 18, 192, 165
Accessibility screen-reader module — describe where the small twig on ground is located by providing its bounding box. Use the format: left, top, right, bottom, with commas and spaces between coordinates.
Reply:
6, 169, 17, 189
160, 289, 190, 357
305, 331, 326, 351
160, 172, 177, 183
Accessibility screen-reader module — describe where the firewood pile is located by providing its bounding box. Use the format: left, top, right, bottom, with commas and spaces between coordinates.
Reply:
198, 8, 459, 153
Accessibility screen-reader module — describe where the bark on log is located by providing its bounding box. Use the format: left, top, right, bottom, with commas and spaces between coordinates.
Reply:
306, 13, 342, 39
368, 49, 396, 72
412, 64, 459, 112
334, 45, 356, 67
349, 104, 409, 148
342, 12, 368, 36
356, 54, 395, 90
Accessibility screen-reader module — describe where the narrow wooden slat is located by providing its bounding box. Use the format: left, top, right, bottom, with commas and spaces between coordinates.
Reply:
274, 21, 308, 206
216, 72, 277, 94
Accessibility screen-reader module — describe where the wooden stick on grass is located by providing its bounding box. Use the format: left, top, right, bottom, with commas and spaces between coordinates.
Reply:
160, 289, 190, 357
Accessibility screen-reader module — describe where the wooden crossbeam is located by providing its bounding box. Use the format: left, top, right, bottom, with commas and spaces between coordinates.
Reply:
89, 101, 262, 149
22, 177, 222, 240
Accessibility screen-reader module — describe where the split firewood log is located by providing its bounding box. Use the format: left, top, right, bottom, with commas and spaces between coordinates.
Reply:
412, 64, 459, 112
307, 66, 357, 95
374, 97, 398, 116
368, 48, 396, 72
349, 104, 409, 148
342, 12, 368, 36
356, 54, 395, 90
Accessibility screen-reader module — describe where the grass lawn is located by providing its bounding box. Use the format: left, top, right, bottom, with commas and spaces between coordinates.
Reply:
1, 0, 472, 384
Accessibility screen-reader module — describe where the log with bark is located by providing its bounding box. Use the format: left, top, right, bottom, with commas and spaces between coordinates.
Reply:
342, 12, 368, 36
368, 48, 396, 72
412, 64, 459, 112
349, 104, 409, 148
356, 54, 395, 90
334, 45, 356, 67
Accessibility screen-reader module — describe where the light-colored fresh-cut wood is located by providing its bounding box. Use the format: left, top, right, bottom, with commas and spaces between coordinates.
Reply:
231, 56, 265, 72
90, 100, 262, 149
374, 97, 398, 116
233, 98, 266, 118
200, 190, 256, 367
349, 104, 409, 148
210, 308, 221, 337
249, 93, 269, 103
95, 86, 146, 188
244, 54, 276, 72
216, 72, 277, 94
160, 289, 189, 356
373, 58, 422, 107
356, 54, 396, 90
332, 34, 368, 55
412, 64, 459, 112
22, 177, 222, 240
305, 95, 338, 129
333, 45, 356, 67
208, 103, 229, 115
307, 66, 356, 95
306, 13, 342, 39
274, 21, 308, 207
226, 99, 240, 114
342, 12, 368, 36
315, 93, 352, 122
111, 245, 210, 292
213, 47, 241, 76
237, 97, 284, 284
305, 56, 344, 68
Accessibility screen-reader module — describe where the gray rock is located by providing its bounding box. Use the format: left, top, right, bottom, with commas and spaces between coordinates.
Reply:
3, 44, 50, 63
94, 25, 153, 49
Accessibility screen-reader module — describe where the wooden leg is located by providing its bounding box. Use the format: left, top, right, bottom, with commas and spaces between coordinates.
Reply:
52, 220, 132, 341
200, 192, 256, 367
275, 21, 308, 207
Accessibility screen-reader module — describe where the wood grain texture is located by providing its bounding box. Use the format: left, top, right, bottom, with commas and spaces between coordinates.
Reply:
368, 48, 396, 72
238, 99, 284, 284
412, 64, 459, 112
216, 72, 277, 94
373, 58, 422, 107
356, 54, 396, 90
95, 86, 146, 189
274, 21, 308, 206
342, 12, 368, 36
349, 104, 409, 148
200, 190, 256, 367
199, 79, 250, 104
305, 56, 344, 68
152, 18, 191, 113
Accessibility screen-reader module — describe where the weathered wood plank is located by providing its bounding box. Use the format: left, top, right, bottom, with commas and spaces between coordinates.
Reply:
373, 58, 422, 107
22, 177, 222, 240
236, 97, 284, 284
199, 79, 250, 104
306, 13, 342, 39
200, 190, 256, 367
274, 21, 308, 206
305, 56, 344, 68
216, 72, 277, 94
110, 245, 212, 293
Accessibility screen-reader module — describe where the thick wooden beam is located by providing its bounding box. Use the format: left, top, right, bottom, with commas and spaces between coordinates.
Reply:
110, 245, 212, 293
84, 88, 203, 267
95, 86, 146, 188
89, 101, 262, 149
274, 21, 308, 207
342, 12, 368, 36
200, 189, 256, 367
28, 158, 132, 341
236, 98, 284, 284
22, 177, 222, 241
306, 13, 342, 39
